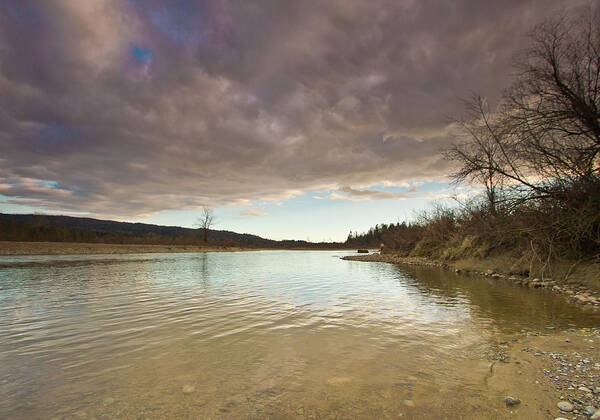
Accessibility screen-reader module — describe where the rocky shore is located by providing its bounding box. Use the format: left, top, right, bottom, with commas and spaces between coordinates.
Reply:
491, 327, 600, 419
342, 253, 600, 308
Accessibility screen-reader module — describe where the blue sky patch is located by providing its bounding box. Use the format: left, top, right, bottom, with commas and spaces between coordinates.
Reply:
132, 45, 153, 62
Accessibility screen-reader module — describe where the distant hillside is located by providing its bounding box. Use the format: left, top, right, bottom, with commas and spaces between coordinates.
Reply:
0, 213, 343, 249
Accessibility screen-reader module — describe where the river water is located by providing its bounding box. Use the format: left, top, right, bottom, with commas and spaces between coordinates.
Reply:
1, 250, 598, 419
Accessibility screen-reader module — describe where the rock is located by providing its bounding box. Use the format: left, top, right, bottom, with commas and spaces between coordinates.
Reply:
584, 406, 597, 417
591, 409, 600, 420
565, 339, 571, 343
579, 386, 592, 393
504, 396, 521, 406
485, 269, 494, 276
557, 401, 574, 412
182, 385, 195, 394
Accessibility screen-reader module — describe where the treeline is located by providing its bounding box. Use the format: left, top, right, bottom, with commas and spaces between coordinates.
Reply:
0, 218, 245, 246
0, 214, 344, 249
350, 10, 600, 276
345, 222, 422, 251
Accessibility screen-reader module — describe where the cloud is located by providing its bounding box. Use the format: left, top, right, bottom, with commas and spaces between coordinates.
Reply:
315, 186, 411, 202
237, 208, 270, 218
0, 0, 589, 218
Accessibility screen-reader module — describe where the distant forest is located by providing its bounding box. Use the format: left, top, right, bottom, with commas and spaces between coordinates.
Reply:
0, 214, 344, 249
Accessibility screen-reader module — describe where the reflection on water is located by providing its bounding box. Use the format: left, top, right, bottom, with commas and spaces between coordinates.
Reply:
0, 250, 598, 419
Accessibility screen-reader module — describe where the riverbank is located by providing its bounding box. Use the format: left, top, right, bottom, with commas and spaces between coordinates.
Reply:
482, 326, 600, 419
343, 253, 600, 308
0, 241, 354, 255
0, 241, 255, 255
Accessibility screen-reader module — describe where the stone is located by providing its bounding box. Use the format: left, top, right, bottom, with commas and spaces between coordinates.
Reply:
182, 385, 195, 394
504, 396, 521, 406
579, 386, 592, 393
584, 406, 597, 417
591, 409, 600, 420
557, 401, 574, 412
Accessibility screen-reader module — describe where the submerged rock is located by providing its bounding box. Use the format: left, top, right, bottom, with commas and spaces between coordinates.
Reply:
182, 385, 195, 394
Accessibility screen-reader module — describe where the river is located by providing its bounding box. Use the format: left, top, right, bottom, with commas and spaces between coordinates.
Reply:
1, 250, 598, 419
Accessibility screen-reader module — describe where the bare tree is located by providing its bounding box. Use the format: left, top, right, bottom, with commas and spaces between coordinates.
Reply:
196, 206, 216, 242
504, 10, 600, 182
445, 95, 510, 214
448, 9, 600, 203
445, 9, 600, 258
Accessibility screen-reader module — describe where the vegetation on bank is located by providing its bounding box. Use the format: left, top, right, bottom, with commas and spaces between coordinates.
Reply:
347, 11, 600, 285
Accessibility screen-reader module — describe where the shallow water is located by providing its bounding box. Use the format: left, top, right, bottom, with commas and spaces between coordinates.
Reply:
0, 250, 598, 419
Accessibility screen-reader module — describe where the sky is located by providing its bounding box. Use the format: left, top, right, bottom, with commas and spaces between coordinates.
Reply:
0, 0, 592, 241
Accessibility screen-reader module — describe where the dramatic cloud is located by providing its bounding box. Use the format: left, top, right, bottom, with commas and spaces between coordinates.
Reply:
0, 0, 589, 217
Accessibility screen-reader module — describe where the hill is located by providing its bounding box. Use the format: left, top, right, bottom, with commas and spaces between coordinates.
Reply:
0, 213, 342, 249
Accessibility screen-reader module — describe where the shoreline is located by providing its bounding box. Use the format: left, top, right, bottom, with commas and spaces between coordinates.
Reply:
0, 241, 262, 256
482, 326, 600, 418
343, 253, 600, 308
0, 241, 354, 256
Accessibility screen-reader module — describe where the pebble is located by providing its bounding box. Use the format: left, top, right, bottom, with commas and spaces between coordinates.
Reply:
504, 396, 521, 406
592, 410, 600, 420
584, 406, 597, 416
182, 385, 195, 394
557, 401, 574, 412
